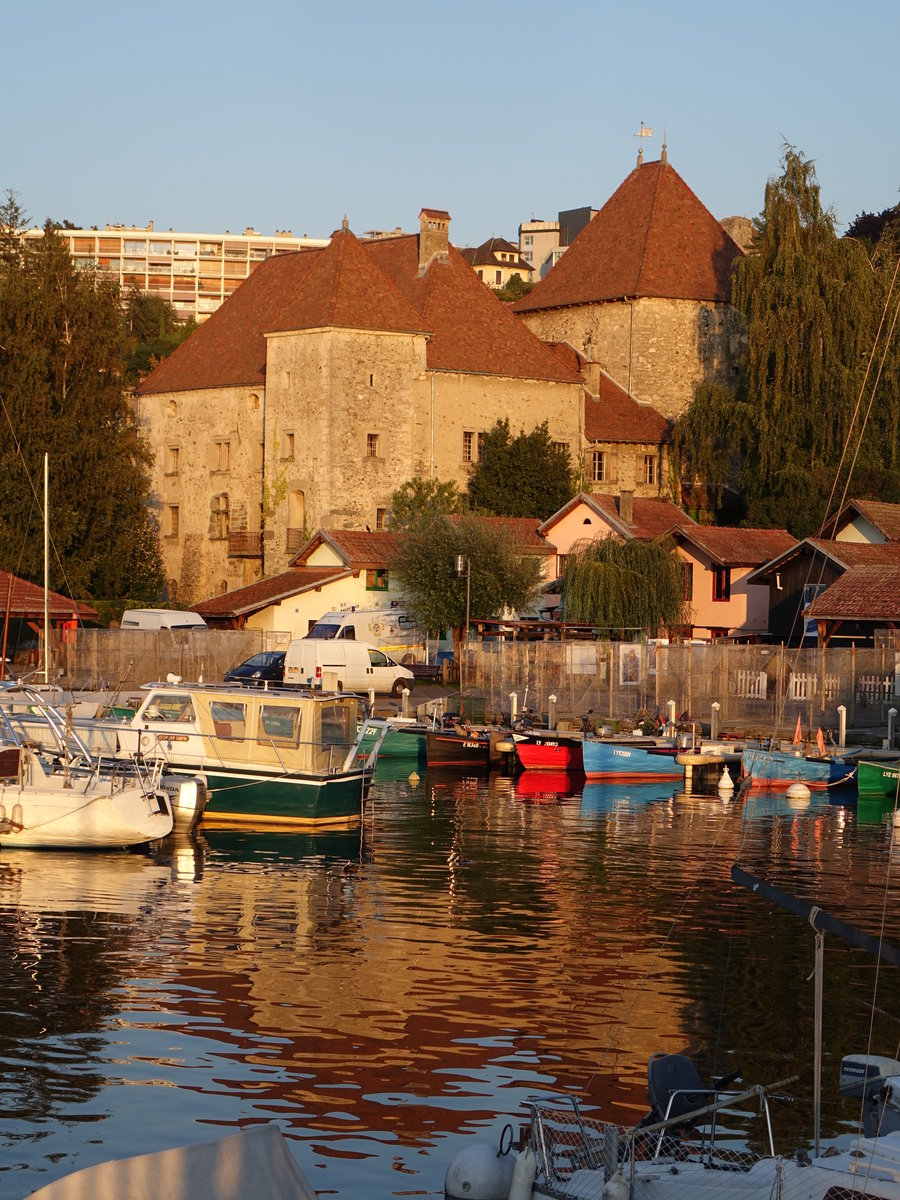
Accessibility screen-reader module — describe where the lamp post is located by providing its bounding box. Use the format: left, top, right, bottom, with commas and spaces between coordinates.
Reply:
455, 554, 470, 690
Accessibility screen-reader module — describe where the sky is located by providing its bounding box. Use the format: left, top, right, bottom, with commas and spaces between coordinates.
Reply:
6, 0, 899, 248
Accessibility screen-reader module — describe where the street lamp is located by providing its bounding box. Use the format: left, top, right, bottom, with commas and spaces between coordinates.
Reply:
455, 554, 470, 689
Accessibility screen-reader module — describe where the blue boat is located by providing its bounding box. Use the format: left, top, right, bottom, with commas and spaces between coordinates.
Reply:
741, 746, 860, 790
581, 736, 683, 782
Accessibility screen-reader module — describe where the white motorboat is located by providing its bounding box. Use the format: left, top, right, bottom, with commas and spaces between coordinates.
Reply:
0, 684, 177, 849
446, 869, 900, 1200
26, 1123, 316, 1200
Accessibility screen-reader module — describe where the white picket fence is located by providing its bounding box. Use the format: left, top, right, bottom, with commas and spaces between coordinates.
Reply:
789, 672, 841, 702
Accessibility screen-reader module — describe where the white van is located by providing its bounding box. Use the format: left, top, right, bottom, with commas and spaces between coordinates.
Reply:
283, 639, 414, 697
121, 608, 208, 631
307, 606, 450, 665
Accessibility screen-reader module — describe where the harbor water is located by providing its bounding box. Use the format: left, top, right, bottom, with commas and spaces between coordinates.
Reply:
2, 766, 900, 1198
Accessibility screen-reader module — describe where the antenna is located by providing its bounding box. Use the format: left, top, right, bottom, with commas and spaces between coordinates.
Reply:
634, 121, 653, 165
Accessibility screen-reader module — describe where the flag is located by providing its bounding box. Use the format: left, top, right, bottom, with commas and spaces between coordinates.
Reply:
793, 714, 803, 745
816, 728, 826, 756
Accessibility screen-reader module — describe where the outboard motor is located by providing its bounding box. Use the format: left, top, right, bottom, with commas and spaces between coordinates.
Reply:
644, 1053, 707, 1125
840, 1054, 900, 1137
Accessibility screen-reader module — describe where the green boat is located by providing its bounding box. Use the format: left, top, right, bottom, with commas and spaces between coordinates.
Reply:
358, 718, 427, 766
75, 684, 387, 829
856, 757, 900, 799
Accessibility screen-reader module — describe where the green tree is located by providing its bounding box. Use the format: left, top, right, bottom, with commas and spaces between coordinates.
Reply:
0, 216, 163, 601
122, 289, 196, 386
389, 511, 543, 656
467, 418, 575, 518
494, 273, 535, 303
671, 147, 900, 536
386, 476, 464, 531
561, 538, 687, 637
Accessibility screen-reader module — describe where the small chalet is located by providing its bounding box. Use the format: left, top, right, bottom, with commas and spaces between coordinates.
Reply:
459, 236, 534, 289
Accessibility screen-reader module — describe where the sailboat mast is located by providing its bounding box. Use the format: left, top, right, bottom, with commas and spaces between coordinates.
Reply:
43, 453, 49, 685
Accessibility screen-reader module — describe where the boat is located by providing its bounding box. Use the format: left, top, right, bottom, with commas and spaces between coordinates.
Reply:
741, 744, 861, 790
425, 723, 492, 770
512, 728, 584, 772
55, 682, 388, 830
27, 1123, 317, 1200
856, 756, 900, 799
581, 734, 684, 782
357, 714, 427, 764
0, 685, 175, 849
445, 868, 900, 1200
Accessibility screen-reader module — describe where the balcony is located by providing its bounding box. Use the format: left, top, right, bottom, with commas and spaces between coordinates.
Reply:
286, 528, 306, 553
228, 531, 262, 557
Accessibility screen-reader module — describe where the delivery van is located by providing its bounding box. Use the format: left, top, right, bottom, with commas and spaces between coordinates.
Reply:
283, 639, 415, 696
307, 606, 449, 665
121, 608, 208, 631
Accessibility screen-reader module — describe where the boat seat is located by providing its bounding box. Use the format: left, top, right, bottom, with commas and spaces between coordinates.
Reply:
646, 1053, 707, 1124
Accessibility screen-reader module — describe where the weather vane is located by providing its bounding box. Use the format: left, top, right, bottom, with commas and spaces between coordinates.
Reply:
634, 121, 653, 164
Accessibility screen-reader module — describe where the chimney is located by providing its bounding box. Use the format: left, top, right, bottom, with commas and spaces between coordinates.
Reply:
619, 490, 633, 525
418, 208, 450, 273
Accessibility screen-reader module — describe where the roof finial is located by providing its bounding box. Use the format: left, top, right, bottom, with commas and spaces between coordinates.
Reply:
635, 120, 653, 166
341, 214, 349, 231
661, 125, 668, 164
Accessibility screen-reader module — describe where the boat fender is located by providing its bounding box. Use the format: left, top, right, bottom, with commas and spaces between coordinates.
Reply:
444, 1142, 516, 1200
507, 1143, 536, 1200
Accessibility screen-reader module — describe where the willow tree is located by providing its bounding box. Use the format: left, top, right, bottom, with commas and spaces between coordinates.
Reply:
672, 148, 900, 534
561, 538, 687, 638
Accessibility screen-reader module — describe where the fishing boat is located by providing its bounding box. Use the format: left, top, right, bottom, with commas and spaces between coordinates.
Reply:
741, 744, 861, 790
425, 723, 492, 770
0, 685, 176, 849
64, 682, 388, 829
357, 715, 427, 765
512, 729, 584, 772
28, 1123, 317, 1200
856, 756, 900, 799
445, 868, 900, 1200
581, 734, 683, 782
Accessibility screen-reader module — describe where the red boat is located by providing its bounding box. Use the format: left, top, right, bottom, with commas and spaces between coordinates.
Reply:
513, 730, 584, 772
425, 728, 491, 770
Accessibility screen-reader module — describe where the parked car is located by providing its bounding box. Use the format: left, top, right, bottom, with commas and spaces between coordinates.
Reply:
283, 639, 414, 696
223, 650, 286, 686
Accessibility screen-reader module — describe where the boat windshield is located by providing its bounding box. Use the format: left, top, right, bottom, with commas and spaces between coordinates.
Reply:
142, 693, 196, 723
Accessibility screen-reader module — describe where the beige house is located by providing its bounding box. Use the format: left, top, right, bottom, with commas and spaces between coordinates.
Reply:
459, 236, 534, 288
135, 208, 584, 604
513, 151, 745, 419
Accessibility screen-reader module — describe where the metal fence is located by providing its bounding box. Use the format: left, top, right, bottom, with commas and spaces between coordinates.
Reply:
464, 640, 900, 736
32, 628, 291, 694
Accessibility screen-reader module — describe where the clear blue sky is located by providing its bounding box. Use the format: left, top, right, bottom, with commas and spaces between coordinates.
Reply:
7, 0, 898, 247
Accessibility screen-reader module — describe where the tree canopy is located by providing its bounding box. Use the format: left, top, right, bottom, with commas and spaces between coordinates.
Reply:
467, 418, 575, 518
493, 273, 535, 303
386, 476, 463, 531
122, 290, 196, 387
0, 191, 163, 601
671, 147, 900, 535
389, 511, 543, 650
561, 538, 687, 637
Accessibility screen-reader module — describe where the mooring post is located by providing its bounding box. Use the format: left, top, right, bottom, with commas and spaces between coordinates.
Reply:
711, 701, 720, 742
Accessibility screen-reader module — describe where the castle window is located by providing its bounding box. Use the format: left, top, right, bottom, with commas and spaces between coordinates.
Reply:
366, 433, 379, 458
463, 431, 474, 462
369, 373, 374, 386
212, 494, 230, 539
283, 432, 295, 460
375, 507, 387, 530
166, 446, 180, 475
591, 450, 605, 483
167, 505, 180, 539
644, 454, 656, 485
214, 440, 230, 472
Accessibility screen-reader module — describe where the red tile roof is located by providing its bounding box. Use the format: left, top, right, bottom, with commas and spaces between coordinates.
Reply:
0, 570, 96, 621
513, 158, 743, 314
137, 221, 582, 396
454, 516, 555, 554
290, 528, 400, 569
672, 525, 796, 567
541, 492, 695, 540
134, 250, 321, 394
267, 228, 429, 336
459, 237, 532, 274
817, 499, 900, 542
808, 565, 900, 620
584, 371, 672, 443
194, 567, 348, 618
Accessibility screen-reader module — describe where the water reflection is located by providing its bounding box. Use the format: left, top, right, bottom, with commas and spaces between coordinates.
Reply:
1, 774, 900, 1198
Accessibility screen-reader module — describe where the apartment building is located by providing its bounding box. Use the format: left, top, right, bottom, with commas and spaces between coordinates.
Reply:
24, 223, 329, 322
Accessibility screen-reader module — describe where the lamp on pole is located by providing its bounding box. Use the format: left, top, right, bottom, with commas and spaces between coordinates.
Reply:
455, 554, 470, 690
